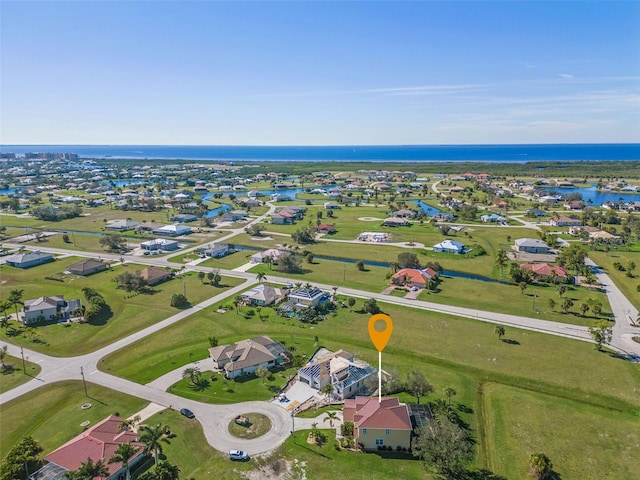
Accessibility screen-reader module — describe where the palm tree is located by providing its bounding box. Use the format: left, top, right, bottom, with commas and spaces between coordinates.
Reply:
348, 298, 356, 312
494, 325, 505, 340
323, 411, 338, 428
138, 423, 171, 465
182, 366, 201, 384
0, 299, 11, 328
197, 271, 205, 283
66, 458, 109, 480
119, 415, 141, 432
8, 289, 24, 322
495, 249, 508, 279
109, 442, 138, 480
256, 272, 267, 284
321, 383, 334, 405
443, 386, 457, 406
0, 344, 7, 369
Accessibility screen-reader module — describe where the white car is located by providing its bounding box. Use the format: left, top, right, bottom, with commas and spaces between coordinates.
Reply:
229, 450, 249, 461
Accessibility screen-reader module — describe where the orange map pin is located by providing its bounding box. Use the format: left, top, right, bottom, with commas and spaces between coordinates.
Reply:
368, 313, 393, 352
368, 314, 393, 403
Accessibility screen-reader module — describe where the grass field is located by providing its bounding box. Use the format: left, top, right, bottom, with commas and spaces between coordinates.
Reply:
0, 354, 41, 393
482, 383, 640, 479
0, 259, 243, 356
589, 249, 640, 311
0, 381, 148, 458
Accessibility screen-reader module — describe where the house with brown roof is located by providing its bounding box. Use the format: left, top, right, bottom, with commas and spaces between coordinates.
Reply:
208, 336, 290, 379
139, 266, 173, 286
391, 268, 438, 289
67, 258, 107, 276
382, 217, 410, 227
520, 263, 572, 283
30, 415, 145, 480
549, 215, 582, 227
343, 396, 413, 451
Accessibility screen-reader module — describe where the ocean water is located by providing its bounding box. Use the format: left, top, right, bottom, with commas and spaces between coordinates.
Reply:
1, 144, 639, 162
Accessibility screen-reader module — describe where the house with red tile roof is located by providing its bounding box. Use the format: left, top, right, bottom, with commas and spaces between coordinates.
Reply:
520, 263, 572, 283
343, 396, 412, 450
30, 415, 145, 480
391, 268, 438, 289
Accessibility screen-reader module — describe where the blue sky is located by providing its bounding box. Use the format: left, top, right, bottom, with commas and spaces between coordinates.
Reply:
1, 1, 639, 145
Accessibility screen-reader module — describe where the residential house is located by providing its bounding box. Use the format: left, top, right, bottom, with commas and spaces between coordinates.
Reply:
5, 251, 54, 269
391, 268, 438, 289
66, 258, 107, 276
297, 349, 376, 401
250, 249, 286, 264
22, 295, 82, 324
139, 266, 173, 286
520, 263, 572, 283
152, 223, 192, 237
433, 239, 466, 254
208, 336, 291, 379
393, 208, 417, 218
240, 284, 284, 307
29, 415, 145, 480
134, 221, 164, 233
171, 213, 198, 223
526, 208, 547, 218
199, 243, 231, 258
549, 216, 582, 227
563, 200, 585, 210
382, 217, 410, 227
343, 396, 412, 451
515, 238, 550, 254
480, 213, 506, 223
287, 287, 326, 307
237, 197, 261, 208
105, 219, 139, 231
271, 210, 296, 224
316, 224, 336, 234
324, 201, 341, 209
140, 238, 180, 251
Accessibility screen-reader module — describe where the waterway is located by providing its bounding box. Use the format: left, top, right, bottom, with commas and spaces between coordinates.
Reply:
409, 199, 442, 216
539, 185, 640, 206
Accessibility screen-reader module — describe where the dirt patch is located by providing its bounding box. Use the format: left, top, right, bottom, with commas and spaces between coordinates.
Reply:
358, 216, 383, 221
241, 459, 307, 480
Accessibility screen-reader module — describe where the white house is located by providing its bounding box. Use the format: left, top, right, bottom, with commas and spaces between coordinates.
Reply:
22, 295, 82, 324
250, 248, 286, 264
140, 238, 180, 251
152, 223, 192, 237
287, 287, 326, 307
433, 239, 466, 254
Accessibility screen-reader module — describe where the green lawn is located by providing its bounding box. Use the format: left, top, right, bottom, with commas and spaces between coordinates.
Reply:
419, 275, 612, 327
482, 383, 640, 479
0, 381, 148, 458
0, 260, 243, 356
0, 354, 41, 393
589, 249, 640, 311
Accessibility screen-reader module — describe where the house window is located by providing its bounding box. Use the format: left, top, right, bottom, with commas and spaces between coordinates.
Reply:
362, 428, 367, 435
385, 429, 390, 436
375, 439, 384, 446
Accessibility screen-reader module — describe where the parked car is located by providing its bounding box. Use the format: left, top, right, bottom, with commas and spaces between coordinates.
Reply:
180, 408, 195, 418
229, 450, 249, 461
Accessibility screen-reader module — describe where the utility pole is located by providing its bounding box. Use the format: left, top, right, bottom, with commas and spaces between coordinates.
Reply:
80, 366, 88, 397
532, 292, 537, 312
20, 347, 25, 374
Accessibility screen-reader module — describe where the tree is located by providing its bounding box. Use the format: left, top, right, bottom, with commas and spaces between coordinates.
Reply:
519, 282, 528, 294
0, 436, 43, 480
363, 298, 381, 315
557, 284, 567, 298
494, 325, 505, 340
412, 416, 473, 478
0, 300, 11, 328
321, 383, 334, 405
397, 252, 421, 269
406, 370, 433, 404
114, 271, 147, 292
561, 297, 574, 314
210, 269, 221, 286
528, 452, 553, 479
277, 252, 303, 274
443, 386, 456, 406
197, 271, 205, 284
589, 321, 613, 351
208, 336, 218, 348
170, 293, 189, 308
99, 234, 127, 252
138, 423, 171, 465
0, 344, 7, 369
347, 298, 356, 312
8, 289, 24, 323
109, 442, 138, 480
182, 366, 201, 384
495, 249, 508, 279
356, 260, 365, 271
255, 365, 269, 385
67, 458, 109, 480
256, 272, 267, 284
137, 461, 180, 480
547, 298, 556, 312
579, 302, 590, 317
323, 411, 338, 428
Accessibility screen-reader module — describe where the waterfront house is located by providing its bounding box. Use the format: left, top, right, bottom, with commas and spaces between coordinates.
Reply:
250, 249, 286, 264
391, 268, 438, 289
520, 263, 571, 283
433, 239, 466, 254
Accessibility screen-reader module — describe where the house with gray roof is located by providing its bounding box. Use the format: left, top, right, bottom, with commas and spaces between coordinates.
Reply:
5, 251, 54, 269
515, 238, 550, 254
240, 284, 284, 307
22, 295, 82, 324
208, 336, 290, 379
66, 258, 107, 276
